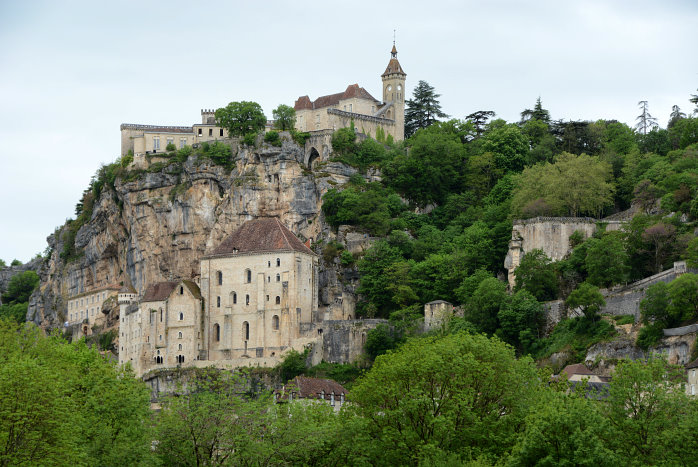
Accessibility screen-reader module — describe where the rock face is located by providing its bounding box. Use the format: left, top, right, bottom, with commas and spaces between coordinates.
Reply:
0, 257, 43, 304
28, 138, 360, 329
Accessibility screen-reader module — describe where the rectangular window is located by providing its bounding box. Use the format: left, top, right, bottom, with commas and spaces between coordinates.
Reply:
180, 138, 187, 148
349, 104, 352, 112
153, 136, 160, 150
198, 128, 202, 136
209, 128, 213, 136
167, 137, 174, 147
219, 128, 223, 137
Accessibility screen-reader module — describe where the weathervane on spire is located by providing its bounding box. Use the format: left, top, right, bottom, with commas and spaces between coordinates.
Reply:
391, 29, 397, 58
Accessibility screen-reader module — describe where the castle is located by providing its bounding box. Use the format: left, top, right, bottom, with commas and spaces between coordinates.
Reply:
119, 44, 406, 159
117, 218, 364, 377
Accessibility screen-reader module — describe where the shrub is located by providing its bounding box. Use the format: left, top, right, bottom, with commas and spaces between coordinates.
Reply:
242, 132, 257, 146
264, 131, 281, 146
165, 142, 176, 152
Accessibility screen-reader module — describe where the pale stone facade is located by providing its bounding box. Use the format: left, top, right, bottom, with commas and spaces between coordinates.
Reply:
294, 44, 406, 142
687, 361, 698, 396
424, 300, 454, 331
66, 285, 120, 329
119, 218, 325, 377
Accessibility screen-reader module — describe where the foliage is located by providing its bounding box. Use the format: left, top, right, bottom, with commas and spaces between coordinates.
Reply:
497, 290, 543, 355
0, 302, 28, 323
347, 333, 540, 464
277, 348, 308, 382
1, 270, 39, 305
0, 259, 5, 268
533, 317, 616, 362
585, 232, 629, 287
272, 103, 296, 131
10, 259, 21, 267
165, 142, 176, 151
331, 127, 357, 154
512, 152, 615, 217
322, 183, 406, 236
263, 130, 281, 146
566, 282, 605, 321
215, 100, 266, 137
465, 277, 508, 334
514, 249, 558, 301
481, 121, 529, 173
404, 80, 448, 138
0, 320, 152, 466
364, 323, 400, 360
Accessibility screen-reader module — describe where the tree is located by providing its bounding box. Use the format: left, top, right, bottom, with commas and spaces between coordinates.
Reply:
347, 333, 540, 463
481, 122, 529, 173
585, 233, 629, 287
635, 100, 658, 135
519, 97, 551, 124
691, 89, 698, 115
404, 80, 448, 138
278, 348, 308, 382
466, 277, 508, 334
497, 290, 543, 354
465, 110, 495, 137
272, 104, 296, 131
512, 152, 615, 218
0, 259, 6, 268
1, 270, 39, 305
668, 104, 686, 128
566, 282, 605, 321
214, 101, 266, 137
640, 281, 671, 326
668, 273, 698, 323
514, 249, 558, 301
641, 222, 677, 273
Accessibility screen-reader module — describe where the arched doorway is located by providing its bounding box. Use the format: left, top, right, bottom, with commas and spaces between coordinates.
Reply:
307, 147, 320, 170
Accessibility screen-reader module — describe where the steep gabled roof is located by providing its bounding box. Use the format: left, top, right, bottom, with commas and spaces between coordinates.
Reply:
294, 84, 379, 111
208, 218, 314, 257
288, 376, 347, 398
141, 280, 201, 302
561, 363, 595, 379
142, 281, 179, 302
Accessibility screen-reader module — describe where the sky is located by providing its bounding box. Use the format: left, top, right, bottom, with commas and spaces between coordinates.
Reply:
0, 0, 697, 263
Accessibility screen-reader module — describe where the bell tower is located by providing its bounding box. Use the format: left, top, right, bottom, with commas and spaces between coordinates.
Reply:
381, 42, 407, 141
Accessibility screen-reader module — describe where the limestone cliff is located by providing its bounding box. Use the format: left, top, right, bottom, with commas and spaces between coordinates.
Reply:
28, 138, 360, 329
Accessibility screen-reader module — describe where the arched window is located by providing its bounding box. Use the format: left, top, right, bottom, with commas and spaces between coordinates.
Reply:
275, 296, 281, 305
276, 258, 280, 267
178, 343, 182, 351
245, 269, 252, 283
231, 291, 237, 305
246, 294, 250, 306
267, 276, 270, 283
276, 274, 280, 282
272, 315, 279, 330
217, 296, 221, 307
268, 261, 271, 267
217, 271, 223, 285
179, 312, 184, 320
214, 323, 220, 342
242, 321, 249, 341
178, 331, 182, 339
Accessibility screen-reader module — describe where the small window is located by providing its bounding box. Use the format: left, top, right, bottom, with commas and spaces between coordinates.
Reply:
245, 269, 252, 283
180, 138, 187, 149
276, 258, 280, 267
179, 286, 184, 295
275, 296, 281, 305
214, 323, 220, 342
153, 136, 160, 150
209, 128, 213, 136
276, 274, 280, 282
243, 321, 249, 340
267, 276, 270, 283
219, 128, 224, 137
160, 309, 163, 322
246, 294, 250, 306
217, 271, 223, 285
179, 312, 184, 320
217, 296, 221, 308
198, 128, 202, 136
178, 343, 182, 351
159, 334, 162, 341
232, 292, 237, 304
268, 261, 271, 267
272, 315, 279, 330
266, 295, 270, 301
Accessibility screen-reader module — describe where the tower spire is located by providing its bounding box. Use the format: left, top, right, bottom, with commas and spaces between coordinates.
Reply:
392, 29, 397, 57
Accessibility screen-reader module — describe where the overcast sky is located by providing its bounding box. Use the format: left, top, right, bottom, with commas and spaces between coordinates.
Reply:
1, 0, 696, 263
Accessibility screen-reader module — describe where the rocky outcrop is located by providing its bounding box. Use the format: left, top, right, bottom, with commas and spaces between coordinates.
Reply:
28, 137, 361, 330
0, 257, 43, 303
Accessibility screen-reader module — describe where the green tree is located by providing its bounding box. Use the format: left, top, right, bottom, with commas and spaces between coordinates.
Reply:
0, 259, 6, 269
364, 323, 399, 360
566, 282, 605, 321
519, 96, 551, 124
465, 110, 496, 137
357, 241, 404, 317
1, 270, 39, 305
404, 80, 448, 138
272, 103, 296, 131
347, 333, 540, 464
215, 101, 266, 137
512, 152, 615, 218
668, 273, 698, 322
481, 122, 529, 173
466, 277, 508, 334
10, 259, 21, 267
635, 100, 658, 135
640, 281, 671, 326
278, 349, 308, 382
668, 104, 686, 128
585, 233, 629, 287
514, 249, 558, 301
497, 290, 543, 354
642, 222, 677, 273
509, 390, 617, 466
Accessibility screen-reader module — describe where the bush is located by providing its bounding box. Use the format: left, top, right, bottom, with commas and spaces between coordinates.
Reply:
263, 131, 281, 146
612, 314, 635, 325
277, 349, 308, 382
290, 130, 310, 146
636, 323, 664, 350
165, 142, 176, 152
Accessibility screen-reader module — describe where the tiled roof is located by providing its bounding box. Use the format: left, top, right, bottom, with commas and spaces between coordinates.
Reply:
382, 57, 405, 77
208, 218, 314, 256
141, 280, 202, 302
294, 84, 379, 111
120, 123, 193, 134
561, 363, 595, 379
141, 282, 179, 302
287, 376, 347, 399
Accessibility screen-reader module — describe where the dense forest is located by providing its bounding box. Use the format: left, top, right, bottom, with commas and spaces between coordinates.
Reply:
3, 85, 698, 465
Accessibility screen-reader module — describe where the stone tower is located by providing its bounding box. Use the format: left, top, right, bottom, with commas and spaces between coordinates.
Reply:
381, 43, 407, 141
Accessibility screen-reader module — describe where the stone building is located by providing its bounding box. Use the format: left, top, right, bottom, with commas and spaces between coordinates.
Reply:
424, 300, 454, 331
66, 284, 120, 332
118, 218, 330, 377
294, 44, 406, 142
118, 280, 203, 377
686, 358, 698, 396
